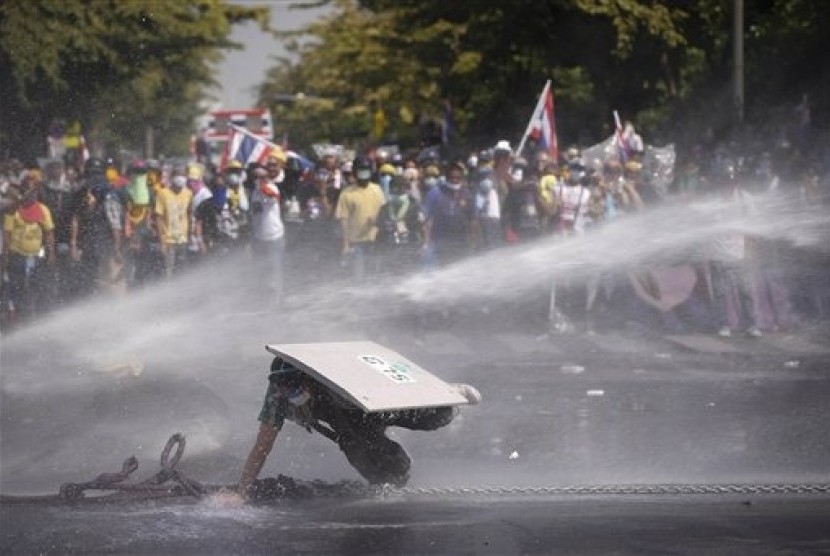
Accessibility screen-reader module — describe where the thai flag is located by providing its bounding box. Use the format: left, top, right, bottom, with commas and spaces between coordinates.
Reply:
518, 80, 559, 160
221, 125, 273, 169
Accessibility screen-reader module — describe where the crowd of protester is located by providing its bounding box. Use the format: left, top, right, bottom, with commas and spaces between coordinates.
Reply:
1, 130, 828, 336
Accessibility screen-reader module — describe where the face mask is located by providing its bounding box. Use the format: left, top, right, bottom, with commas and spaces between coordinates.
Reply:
356, 169, 371, 181
226, 173, 241, 186
172, 175, 187, 189
424, 177, 438, 189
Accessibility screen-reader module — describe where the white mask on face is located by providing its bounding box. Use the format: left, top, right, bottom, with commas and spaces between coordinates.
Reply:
356, 169, 372, 181
172, 175, 187, 189
226, 173, 241, 186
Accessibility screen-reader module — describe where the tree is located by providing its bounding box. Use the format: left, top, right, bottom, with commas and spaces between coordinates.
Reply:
262, 0, 828, 153
0, 0, 267, 163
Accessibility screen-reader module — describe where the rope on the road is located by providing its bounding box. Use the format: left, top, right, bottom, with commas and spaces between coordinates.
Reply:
381, 483, 830, 498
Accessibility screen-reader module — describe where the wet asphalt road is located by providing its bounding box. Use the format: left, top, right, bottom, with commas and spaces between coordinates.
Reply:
2, 495, 829, 555
2, 315, 830, 554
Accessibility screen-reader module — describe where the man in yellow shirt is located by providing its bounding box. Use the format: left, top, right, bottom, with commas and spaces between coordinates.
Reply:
154, 165, 193, 278
2, 180, 56, 320
334, 156, 385, 279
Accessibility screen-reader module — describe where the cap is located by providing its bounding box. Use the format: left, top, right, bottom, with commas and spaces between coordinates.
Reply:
424, 164, 442, 178
494, 140, 512, 153
224, 160, 243, 171
128, 159, 148, 174
353, 155, 372, 171
268, 147, 287, 164
379, 163, 396, 175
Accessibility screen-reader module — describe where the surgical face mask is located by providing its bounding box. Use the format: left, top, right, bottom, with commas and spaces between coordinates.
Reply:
424, 177, 438, 189
512, 168, 524, 181
226, 173, 241, 186
356, 169, 371, 181
172, 175, 187, 189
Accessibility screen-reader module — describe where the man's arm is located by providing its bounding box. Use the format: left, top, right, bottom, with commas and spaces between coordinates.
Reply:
238, 422, 281, 497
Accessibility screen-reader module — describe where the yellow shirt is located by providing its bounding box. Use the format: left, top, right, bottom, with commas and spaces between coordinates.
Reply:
538, 174, 559, 208
3, 204, 54, 256
154, 187, 192, 245
335, 182, 385, 243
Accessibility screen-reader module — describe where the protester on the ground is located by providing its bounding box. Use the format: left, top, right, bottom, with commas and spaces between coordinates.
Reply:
236, 356, 476, 499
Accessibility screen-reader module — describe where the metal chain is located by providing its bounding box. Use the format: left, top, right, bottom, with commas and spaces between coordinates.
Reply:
381, 483, 830, 498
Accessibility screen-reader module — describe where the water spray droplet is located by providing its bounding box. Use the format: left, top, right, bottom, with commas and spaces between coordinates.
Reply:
560, 364, 585, 374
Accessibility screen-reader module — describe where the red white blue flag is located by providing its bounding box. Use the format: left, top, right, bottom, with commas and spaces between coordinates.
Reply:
221, 125, 275, 169
517, 80, 559, 160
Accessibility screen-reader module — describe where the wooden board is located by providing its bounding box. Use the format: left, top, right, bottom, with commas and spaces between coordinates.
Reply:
265, 341, 470, 413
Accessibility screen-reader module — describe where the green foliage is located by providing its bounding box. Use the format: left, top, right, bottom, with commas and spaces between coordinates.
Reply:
0, 0, 267, 162
261, 0, 827, 152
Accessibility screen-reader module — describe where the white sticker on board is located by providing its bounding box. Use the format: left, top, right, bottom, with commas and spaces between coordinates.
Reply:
358, 355, 416, 384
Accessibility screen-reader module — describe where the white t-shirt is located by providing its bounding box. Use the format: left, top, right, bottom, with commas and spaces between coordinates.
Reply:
556, 184, 591, 232
250, 182, 284, 241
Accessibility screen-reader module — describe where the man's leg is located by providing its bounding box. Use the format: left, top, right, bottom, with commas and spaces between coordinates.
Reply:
380, 406, 456, 431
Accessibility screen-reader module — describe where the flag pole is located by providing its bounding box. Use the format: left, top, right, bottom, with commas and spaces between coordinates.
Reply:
515, 80, 551, 158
